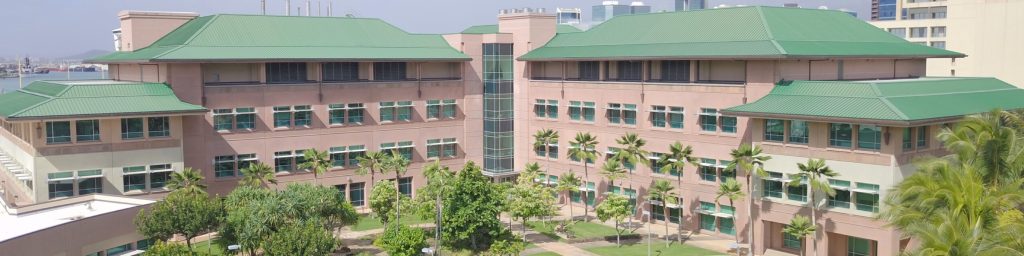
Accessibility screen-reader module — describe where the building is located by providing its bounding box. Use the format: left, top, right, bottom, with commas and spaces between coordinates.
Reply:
677, 0, 708, 11
556, 8, 583, 25
1, 5, 1022, 256
593, 1, 651, 23
870, 0, 1024, 86
0, 195, 154, 256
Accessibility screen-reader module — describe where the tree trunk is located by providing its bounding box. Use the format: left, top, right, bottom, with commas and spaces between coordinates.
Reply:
185, 237, 194, 256
678, 175, 684, 243
810, 191, 818, 256
664, 204, 670, 247
569, 194, 575, 223
395, 173, 402, 221
615, 219, 621, 246
732, 199, 740, 256
746, 171, 755, 256
523, 217, 528, 239
583, 163, 590, 222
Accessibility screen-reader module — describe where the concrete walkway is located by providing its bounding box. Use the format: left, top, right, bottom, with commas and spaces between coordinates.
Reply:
534, 241, 599, 256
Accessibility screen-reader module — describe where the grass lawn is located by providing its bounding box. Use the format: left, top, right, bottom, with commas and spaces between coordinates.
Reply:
351, 214, 432, 231
586, 243, 727, 256
526, 221, 632, 240
190, 240, 226, 255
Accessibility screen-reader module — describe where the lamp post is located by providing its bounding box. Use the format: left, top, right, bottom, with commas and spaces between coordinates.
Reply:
644, 200, 653, 256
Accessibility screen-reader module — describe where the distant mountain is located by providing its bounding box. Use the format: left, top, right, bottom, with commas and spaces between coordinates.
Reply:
59, 49, 112, 61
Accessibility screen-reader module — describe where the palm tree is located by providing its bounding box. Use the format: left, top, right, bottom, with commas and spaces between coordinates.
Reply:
167, 167, 206, 194
657, 141, 697, 242
782, 216, 815, 256
239, 162, 278, 189
716, 178, 745, 255
614, 133, 649, 213
569, 132, 599, 221
647, 179, 676, 247
356, 151, 388, 188
384, 150, 411, 220
533, 129, 560, 162
789, 159, 838, 256
557, 172, 582, 222
521, 162, 544, 185
939, 109, 1024, 185
298, 148, 331, 185
600, 159, 627, 194
727, 144, 771, 254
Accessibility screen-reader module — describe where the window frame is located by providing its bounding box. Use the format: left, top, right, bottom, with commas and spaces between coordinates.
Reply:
147, 116, 170, 138
829, 123, 854, 148
75, 119, 101, 142
46, 121, 72, 144
120, 118, 145, 140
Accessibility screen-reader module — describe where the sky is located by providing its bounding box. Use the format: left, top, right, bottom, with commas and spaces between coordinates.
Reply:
0, 0, 869, 58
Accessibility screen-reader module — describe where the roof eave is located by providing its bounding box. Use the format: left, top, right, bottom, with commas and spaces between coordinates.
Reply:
5, 109, 209, 122
518, 53, 965, 62
720, 110, 965, 127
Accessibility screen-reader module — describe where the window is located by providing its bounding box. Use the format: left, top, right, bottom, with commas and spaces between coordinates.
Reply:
374, 62, 407, 81
909, 27, 927, 38
719, 214, 735, 235
534, 99, 559, 119
266, 62, 308, 83
150, 164, 173, 189
123, 166, 147, 191
721, 116, 737, 133
46, 121, 71, 144
578, 61, 600, 81
347, 145, 366, 167
789, 120, 808, 144
330, 104, 366, 126
274, 151, 294, 173
121, 118, 144, 140
397, 177, 412, 197
273, 106, 292, 128
700, 108, 719, 132
571, 182, 597, 206
660, 60, 690, 82
237, 154, 257, 172
847, 236, 873, 256
427, 99, 457, 119
381, 141, 415, 160
349, 182, 365, 206
763, 172, 784, 198
148, 117, 170, 137
930, 26, 946, 37
294, 149, 309, 171
322, 62, 359, 82
888, 28, 907, 38
106, 243, 133, 256
857, 124, 882, 150
616, 61, 642, 81
380, 101, 413, 122
764, 119, 785, 142
930, 41, 945, 49
783, 232, 801, 249
568, 101, 596, 122
916, 126, 929, 148
787, 177, 808, 202
78, 170, 103, 195
902, 128, 913, 150
213, 107, 256, 131
719, 160, 734, 181
47, 171, 75, 199
829, 123, 853, 148
855, 183, 880, 213
698, 202, 717, 231
215, 155, 237, 177
427, 138, 458, 159
331, 146, 362, 168
76, 120, 100, 142
329, 104, 346, 125
335, 184, 347, 201
827, 179, 851, 208
137, 239, 154, 250
651, 106, 667, 128
606, 103, 637, 125
293, 105, 312, 126
699, 158, 717, 182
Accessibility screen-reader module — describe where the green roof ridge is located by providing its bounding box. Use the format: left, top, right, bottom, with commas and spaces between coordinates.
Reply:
871, 83, 910, 120
755, 6, 787, 55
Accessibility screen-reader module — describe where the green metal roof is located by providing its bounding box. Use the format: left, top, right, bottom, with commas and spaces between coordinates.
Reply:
0, 80, 206, 120
89, 14, 470, 63
460, 24, 584, 34
520, 6, 964, 61
723, 77, 1024, 125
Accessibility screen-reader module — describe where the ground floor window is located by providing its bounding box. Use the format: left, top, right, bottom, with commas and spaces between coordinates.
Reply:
397, 177, 412, 197
106, 243, 132, 256
699, 214, 716, 231
123, 166, 147, 191
136, 239, 154, 250
349, 182, 365, 206
783, 232, 801, 250
719, 217, 735, 235
48, 180, 74, 199
570, 182, 596, 206
335, 184, 347, 201
787, 181, 808, 202
847, 236, 873, 256
78, 177, 102, 195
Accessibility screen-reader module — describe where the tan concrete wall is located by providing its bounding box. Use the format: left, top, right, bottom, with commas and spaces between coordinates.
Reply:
31, 146, 185, 202
118, 11, 196, 51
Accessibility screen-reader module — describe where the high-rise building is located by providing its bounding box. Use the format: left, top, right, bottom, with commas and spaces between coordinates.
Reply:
556, 8, 582, 25
2, 6, 1023, 256
676, 0, 708, 11
592, 1, 650, 23
870, 0, 1024, 86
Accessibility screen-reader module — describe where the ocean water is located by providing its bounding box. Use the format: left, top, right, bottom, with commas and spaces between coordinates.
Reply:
0, 72, 105, 93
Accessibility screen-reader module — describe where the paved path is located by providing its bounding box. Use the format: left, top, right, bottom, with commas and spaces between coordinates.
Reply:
534, 241, 599, 256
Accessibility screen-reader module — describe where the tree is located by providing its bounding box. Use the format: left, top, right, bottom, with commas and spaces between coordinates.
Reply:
569, 132, 599, 221
263, 220, 338, 256
557, 172, 583, 222
648, 179, 677, 247
219, 186, 278, 256
939, 109, 1024, 185
600, 159, 627, 189
142, 241, 195, 256
533, 128, 560, 163
656, 141, 697, 242
298, 148, 331, 185
412, 161, 455, 253
442, 162, 506, 250
239, 162, 277, 189
384, 150, 412, 220
277, 183, 358, 231
167, 167, 207, 194
357, 150, 388, 188
370, 181, 402, 225
789, 159, 838, 256
521, 162, 544, 186
135, 190, 223, 252
509, 164, 557, 239
596, 194, 632, 246
716, 178, 745, 255
487, 236, 526, 256
727, 144, 771, 252
782, 216, 815, 256
375, 223, 429, 256
614, 132, 648, 211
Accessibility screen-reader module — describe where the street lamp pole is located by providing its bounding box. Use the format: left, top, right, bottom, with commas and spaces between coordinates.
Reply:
644, 200, 652, 256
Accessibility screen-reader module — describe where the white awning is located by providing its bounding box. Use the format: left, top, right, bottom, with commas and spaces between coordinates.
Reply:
851, 188, 880, 195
